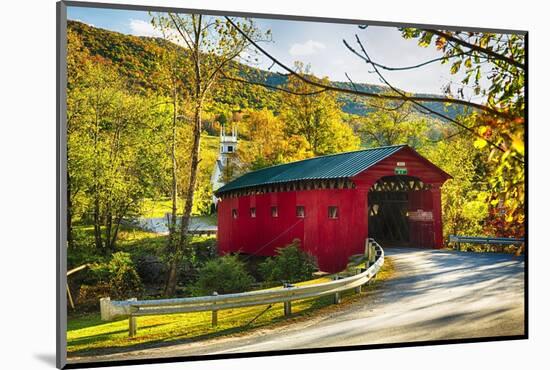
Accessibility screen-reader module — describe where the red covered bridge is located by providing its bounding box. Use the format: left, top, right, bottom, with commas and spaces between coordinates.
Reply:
215, 145, 452, 273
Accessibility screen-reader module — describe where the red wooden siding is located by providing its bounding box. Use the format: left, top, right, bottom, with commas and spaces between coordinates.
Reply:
352, 147, 449, 189
217, 146, 450, 273
218, 188, 368, 272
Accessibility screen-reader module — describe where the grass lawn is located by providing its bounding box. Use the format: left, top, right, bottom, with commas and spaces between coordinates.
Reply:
140, 198, 181, 219
67, 257, 394, 356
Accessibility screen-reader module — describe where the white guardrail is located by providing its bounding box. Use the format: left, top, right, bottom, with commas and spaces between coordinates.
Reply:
100, 239, 385, 337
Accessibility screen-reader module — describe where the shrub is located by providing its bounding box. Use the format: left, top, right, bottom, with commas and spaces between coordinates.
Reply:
82, 252, 143, 299
259, 239, 317, 283
107, 252, 134, 274
109, 264, 143, 299
86, 262, 111, 285
136, 254, 167, 284
190, 237, 218, 267
67, 234, 104, 271
177, 237, 219, 283
107, 252, 143, 299
75, 283, 111, 312
192, 255, 254, 296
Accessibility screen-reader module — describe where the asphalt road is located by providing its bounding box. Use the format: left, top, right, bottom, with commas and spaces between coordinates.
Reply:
70, 248, 525, 363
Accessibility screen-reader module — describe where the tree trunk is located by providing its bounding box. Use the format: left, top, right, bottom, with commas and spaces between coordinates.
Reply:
164, 88, 180, 295
92, 108, 104, 252
105, 205, 113, 253
169, 88, 178, 236
165, 18, 203, 297
67, 171, 73, 249
110, 211, 124, 250
164, 100, 202, 296
93, 193, 103, 252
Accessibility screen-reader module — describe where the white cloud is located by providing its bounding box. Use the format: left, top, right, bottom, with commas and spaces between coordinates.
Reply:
128, 19, 162, 37
289, 40, 326, 56
128, 19, 188, 48
74, 19, 94, 27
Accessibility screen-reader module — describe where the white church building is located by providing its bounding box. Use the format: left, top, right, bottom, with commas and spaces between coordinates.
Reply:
211, 123, 238, 208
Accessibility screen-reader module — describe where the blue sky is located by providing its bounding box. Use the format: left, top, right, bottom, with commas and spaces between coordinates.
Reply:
67, 6, 476, 97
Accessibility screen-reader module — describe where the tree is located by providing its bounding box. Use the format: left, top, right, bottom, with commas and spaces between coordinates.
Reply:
422, 137, 490, 239
68, 57, 126, 253
237, 108, 313, 170
151, 13, 268, 296
356, 98, 438, 148
281, 63, 360, 155
149, 23, 190, 257
400, 29, 525, 234
66, 28, 92, 249
67, 39, 167, 253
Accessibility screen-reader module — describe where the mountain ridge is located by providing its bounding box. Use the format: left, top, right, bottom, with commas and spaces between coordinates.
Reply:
67, 20, 467, 119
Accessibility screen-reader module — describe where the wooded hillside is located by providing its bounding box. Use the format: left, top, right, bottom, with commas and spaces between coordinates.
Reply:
68, 20, 467, 118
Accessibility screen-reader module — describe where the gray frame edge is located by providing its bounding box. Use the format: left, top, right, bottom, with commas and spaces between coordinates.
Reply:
55, 1, 528, 368
57, 1, 68, 369
62, 0, 527, 35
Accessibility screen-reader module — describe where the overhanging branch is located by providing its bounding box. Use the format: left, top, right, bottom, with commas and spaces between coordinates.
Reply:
425, 29, 525, 70
350, 34, 525, 162
224, 16, 516, 120
364, 51, 472, 71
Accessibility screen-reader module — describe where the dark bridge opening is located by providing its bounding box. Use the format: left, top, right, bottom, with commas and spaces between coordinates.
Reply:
368, 175, 432, 247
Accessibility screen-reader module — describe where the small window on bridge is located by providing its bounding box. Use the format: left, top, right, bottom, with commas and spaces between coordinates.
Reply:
250, 207, 256, 218
232, 209, 238, 219
271, 206, 278, 217
328, 206, 339, 219
296, 205, 305, 218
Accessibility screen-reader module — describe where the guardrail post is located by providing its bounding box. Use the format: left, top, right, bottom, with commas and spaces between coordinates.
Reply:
283, 283, 293, 316
355, 268, 363, 294
365, 243, 378, 284
128, 298, 137, 337
100, 297, 111, 321
332, 276, 342, 304
212, 292, 218, 327
129, 316, 137, 337
369, 244, 376, 266
284, 301, 292, 316
371, 263, 378, 281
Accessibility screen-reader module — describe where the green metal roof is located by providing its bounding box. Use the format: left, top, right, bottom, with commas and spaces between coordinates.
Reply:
215, 145, 406, 195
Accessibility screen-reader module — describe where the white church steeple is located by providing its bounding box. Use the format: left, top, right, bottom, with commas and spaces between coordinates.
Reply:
211, 122, 238, 208
219, 123, 238, 158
